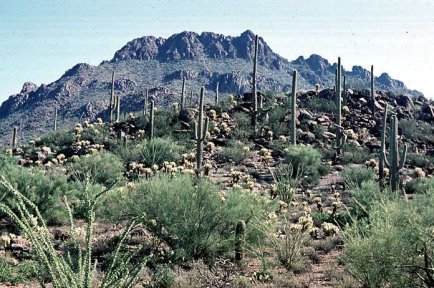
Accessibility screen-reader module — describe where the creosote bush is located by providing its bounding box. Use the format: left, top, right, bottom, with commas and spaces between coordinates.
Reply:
100, 174, 274, 263
282, 145, 323, 183
343, 184, 434, 288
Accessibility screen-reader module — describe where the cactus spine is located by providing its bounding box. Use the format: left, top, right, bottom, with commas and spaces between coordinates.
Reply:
181, 77, 186, 110
109, 71, 115, 123
194, 87, 209, 176
215, 82, 219, 105
251, 34, 259, 127
235, 220, 246, 262
370, 65, 375, 117
379, 104, 389, 189
382, 114, 407, 191
54, 106, 58, 131
12, 126, 18, 149
290, 70, 297, 145
149, 100, 155, 139
334, 57, 346, 156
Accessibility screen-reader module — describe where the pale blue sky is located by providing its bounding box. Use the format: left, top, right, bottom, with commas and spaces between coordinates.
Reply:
0, 0, 433, 101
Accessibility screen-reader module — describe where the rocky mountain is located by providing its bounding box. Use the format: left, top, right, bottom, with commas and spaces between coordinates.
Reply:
0, 30, 423, 145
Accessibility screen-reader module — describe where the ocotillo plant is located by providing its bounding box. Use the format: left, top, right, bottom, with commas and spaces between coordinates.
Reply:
235, 220, 246, 262
149, 100, 155, 139
116, 95, 121, 122
194, 87, 209, 176
12, 126, 18, 149
54, 106, 58, 131
251, 34, 259, 127
143, 89, 148, 117
290, 70, 298, 145
109, 71, 115, 123
181, 77, 186, 110
382, 114, 407, 191
370, 65, 375, 117
334, 57, 346, 156
379, 104, 389, 189
215, 82, 219, 105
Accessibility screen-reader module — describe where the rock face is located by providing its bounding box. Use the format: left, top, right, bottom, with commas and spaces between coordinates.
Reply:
0, 30, 424, 145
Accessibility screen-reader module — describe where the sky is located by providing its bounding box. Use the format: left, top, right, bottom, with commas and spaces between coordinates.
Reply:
0, 0, 433, 102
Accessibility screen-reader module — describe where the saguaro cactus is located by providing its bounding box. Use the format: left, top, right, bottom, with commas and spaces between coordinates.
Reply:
235, 220, 246, 262
149, 100, 155, 139
370, 65, 375, 117
382, 114, 407, 191
12, 126, 18, 149
379, 104, 389, 189
342, 75, 347, 106
109, 71, 115, 123
251, 34, 259, 127
54, 106, 58, 131
290, 70, 298, 145
181, 77, 186, 110
194, 87, 209, 176
143, 89, 148, 117
334, 57, 347, 156
116, 94, 121, 122
215, 82, 219, 105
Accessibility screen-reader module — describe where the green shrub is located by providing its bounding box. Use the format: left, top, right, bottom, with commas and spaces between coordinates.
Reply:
405, 177, 434, 194
39, 129, 75, 150
343, 190, 434, 287
217, 141, 251, 164
0, 155, 80, 225
340, 145, 372, 165
303, 98, 337, 114
0, 258, 42, 285
282, 146, 323, 183
100, 174, 273, 262
268, 106, 288, 137
271, 164, 301, 204
68, 151, 124, 186
232, 112, 252, 142
342, 166, 376, 189
401, 118, 434, 144
141, 137, 182, 167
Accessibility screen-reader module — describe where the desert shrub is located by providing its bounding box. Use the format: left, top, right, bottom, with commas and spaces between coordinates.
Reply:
0, 258, 42, 285
153, 108, 178, 138
101, 174, 273, 262
401, 118, 434, 144
232, 112, 252, 142
112, 141, 144, 165
39, 128, 75, 150
0, 155, 81, 225
68, 151, 124, 186
340, 145, 371, 165
406, 152, 431, 168
268, 105, 288, 137
343, 191, 434, 287
141, 137, 182, 167
342, 166, 376, 189
405, 177, 434, 194
282, 145, 323, 182
217, 141, 251, 164
304, 98, 337, 114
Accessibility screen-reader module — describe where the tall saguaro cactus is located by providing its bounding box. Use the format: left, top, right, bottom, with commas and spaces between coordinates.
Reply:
290, 70, 298, 145
342, 75, 347, 106
382, 114, 407, 191
215, 82, 219, 105
109, 71, 115, 123
149, 100, 155, 139
194, 87, 209, 176
370, 65, 375, 117
251, 34, 259, 127
181, 77, 186, 110
12, 126, 18, 149
54, 106, 58, 131
116, 95, 121, 122
143, 89, 149, 117
379, 104, 389, 189
334, 57, 346, 156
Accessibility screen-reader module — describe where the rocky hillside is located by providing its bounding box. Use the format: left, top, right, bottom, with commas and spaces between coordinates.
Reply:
0, 30, 423, 146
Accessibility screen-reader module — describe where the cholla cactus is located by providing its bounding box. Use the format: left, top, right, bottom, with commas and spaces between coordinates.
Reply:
414, 167, 426, 178
321, 222, 339, 236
